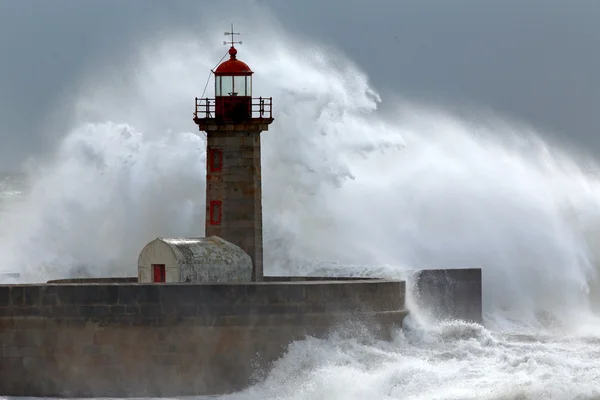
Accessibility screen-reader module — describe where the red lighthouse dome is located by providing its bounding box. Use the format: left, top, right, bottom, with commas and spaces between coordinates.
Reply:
214, 47, 253, 76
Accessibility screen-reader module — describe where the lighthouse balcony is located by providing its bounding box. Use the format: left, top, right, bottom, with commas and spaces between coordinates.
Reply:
193, 97, 274, 132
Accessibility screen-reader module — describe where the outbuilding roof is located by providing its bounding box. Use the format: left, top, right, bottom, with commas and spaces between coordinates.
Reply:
155, 236, 244, 264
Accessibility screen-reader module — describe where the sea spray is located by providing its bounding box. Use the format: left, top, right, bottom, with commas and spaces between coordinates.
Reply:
1, 10, 600, 339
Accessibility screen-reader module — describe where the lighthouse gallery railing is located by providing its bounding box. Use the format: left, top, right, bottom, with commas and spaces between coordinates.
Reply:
194, 97, 273, 120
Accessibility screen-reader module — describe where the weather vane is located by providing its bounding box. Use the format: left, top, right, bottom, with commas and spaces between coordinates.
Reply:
224, 23, 242, 47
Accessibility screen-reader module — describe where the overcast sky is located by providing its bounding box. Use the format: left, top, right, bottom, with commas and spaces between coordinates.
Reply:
0, 0, 599, 170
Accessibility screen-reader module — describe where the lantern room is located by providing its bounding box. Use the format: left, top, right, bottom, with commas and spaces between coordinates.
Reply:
193, 26, 273, 127
213, 46, 253, 121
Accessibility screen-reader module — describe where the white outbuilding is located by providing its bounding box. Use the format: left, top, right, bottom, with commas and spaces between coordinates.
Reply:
137, 236, 253, 283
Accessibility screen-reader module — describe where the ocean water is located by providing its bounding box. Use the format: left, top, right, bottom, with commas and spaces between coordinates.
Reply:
2, 13, 600, 400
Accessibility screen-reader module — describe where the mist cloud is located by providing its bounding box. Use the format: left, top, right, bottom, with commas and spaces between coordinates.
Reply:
1, 0, 599, 170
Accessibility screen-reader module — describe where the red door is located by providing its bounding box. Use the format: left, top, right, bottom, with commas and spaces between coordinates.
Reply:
152, 264, 166, 283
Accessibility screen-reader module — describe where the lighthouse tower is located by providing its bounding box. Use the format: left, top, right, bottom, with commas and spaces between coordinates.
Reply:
193, 26, 274, 282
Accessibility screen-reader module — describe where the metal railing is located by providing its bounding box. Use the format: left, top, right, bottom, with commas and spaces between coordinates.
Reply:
194, 97, 273, 120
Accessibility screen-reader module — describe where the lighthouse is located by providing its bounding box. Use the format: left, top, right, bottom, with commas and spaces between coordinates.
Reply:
193, 26, 274, 282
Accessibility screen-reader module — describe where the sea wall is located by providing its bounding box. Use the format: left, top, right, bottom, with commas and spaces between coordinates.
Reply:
0, 280, 407, 397
411, 268, 482, 323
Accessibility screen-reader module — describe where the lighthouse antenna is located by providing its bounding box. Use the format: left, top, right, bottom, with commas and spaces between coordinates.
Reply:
224, 23, 243, 47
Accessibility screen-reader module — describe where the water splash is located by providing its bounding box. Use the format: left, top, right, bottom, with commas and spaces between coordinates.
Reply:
1, 12, 600, 335
201, 320, 600, 400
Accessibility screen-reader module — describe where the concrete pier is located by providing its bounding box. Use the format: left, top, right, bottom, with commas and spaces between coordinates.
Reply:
0, 278, 407, 397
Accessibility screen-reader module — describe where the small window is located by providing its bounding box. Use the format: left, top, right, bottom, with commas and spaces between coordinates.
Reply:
208, 149, 223, 172
215, 76, 221, 96
152, 264, 166, 283
209, 200, 222, 225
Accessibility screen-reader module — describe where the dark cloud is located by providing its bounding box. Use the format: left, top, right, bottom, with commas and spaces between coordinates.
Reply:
1, 0, 599, 170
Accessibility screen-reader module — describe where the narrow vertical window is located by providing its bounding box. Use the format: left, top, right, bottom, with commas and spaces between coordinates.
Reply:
208, 149, 223, 172
152, 264, 166, 283
209, 200, 222, 225
234, 76, 247, 96
215, 76, 222, 96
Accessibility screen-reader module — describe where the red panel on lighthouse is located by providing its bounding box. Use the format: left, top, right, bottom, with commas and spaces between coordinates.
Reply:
152, 264, 166, 283
209, 200, 222, 225
209, 149, 223, 172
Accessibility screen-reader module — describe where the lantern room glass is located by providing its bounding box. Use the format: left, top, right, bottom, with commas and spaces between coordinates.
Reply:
216, 75, 252, 97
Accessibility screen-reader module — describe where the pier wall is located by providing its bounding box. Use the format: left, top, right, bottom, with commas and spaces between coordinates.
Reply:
0, 280, 407, 397
411, 268, 483, 323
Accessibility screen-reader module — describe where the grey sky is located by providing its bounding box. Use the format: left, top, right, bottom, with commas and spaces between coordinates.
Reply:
0, 0, 599, 170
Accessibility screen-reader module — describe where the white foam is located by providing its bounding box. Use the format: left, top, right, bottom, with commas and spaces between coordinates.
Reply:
200, 321, 600, 400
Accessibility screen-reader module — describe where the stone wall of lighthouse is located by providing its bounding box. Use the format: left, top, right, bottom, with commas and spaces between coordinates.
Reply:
205, 127, 268, 281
